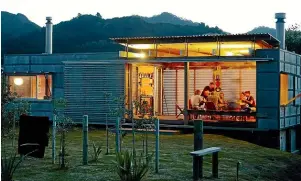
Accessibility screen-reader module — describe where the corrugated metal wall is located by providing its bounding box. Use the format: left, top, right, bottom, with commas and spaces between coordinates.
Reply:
195, 69, 214, 95
177, 69, 185, 112
163, 70, 176, 115
241, 69, 257, 100
221, 69, 240, 101
162, 68, 213, 115
221, 68, 256, 102
64, 63, 125, 124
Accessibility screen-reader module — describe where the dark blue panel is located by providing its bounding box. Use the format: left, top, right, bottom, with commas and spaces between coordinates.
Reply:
257, 90, 279, 107
257, 61, 279, 73
53, 88, 64, 98
257, 73, 279, 90
53, 73, 64, 88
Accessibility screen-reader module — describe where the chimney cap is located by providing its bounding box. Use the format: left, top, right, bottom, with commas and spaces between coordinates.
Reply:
275, 13, 286, 19
46, 16, 52, 21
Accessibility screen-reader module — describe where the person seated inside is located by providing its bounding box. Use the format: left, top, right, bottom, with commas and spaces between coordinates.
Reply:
201, 82, 215, 97
217, 92, 227, 110
191, 90, 206, 109
240, 92, 246, 102
241, 91, 256, 107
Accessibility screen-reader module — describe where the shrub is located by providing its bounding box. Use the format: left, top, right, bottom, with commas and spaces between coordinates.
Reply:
90, 142, 102, 162
115, 150, 151, 181
1, 144, 38, 181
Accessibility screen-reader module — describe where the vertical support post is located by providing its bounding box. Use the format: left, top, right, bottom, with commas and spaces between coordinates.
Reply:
236, 161, 241, 181
116, 117, 121, 153
106, 114, 109, 155
193, 120, 203, 180
155, 118, 160, 173
184, 62, 190, 124
12, 114, 16, 147
212, 152, 219, 178
126, 39, 129, 59
83, 115, 88, 165
52, 115, 57, 164
153, 67, 157, 116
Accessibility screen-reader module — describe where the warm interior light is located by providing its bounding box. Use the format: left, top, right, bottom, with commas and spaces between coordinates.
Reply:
134, 53, 146, 58
14, 77, 24, 86
226, 52, 234, 56
120, 43, 154, 49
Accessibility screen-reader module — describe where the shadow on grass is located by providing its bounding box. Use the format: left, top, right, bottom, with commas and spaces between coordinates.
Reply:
272, 159, 301, 181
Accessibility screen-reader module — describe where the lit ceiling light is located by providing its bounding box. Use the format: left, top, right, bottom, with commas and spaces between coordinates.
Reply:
226, 52, 234, 56
220, 44, 252, 48
120, 43, 153, 49
14, 77, 24, 86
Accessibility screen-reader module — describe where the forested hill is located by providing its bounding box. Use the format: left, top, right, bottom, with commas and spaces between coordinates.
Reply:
2, 12, 224, 55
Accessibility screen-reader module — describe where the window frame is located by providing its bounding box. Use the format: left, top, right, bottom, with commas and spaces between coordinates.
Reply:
5, 73, 53, 101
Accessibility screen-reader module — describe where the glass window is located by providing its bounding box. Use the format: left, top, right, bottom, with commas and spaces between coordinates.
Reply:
280, 73, 288, 105
8, 75, 52, 100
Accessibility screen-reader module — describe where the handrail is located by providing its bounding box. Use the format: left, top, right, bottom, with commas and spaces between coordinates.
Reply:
280, 93, 301, 107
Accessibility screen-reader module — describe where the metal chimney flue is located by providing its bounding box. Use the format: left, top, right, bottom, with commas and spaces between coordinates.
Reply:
45, 17, 53, 54
275, 13, 286, 49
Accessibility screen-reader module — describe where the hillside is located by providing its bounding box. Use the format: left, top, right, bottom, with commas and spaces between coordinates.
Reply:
140, 12, 199, 26
2, 13, 224, 55
1, 11, 40, 41
248, 26, 276, 37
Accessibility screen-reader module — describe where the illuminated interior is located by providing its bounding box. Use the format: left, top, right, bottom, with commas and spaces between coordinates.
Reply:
128, 61, 257, 122
114, 34, 278, 58
8, 75, 52, 100
138, 66, 154, 96
119, 41, 271, 58
280, 73, 288, 105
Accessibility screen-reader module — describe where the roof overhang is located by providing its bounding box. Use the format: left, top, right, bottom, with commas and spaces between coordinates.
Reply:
110, 33, 280, 48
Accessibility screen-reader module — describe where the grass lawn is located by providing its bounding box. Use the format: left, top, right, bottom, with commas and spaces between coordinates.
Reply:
6, 128, 301, 181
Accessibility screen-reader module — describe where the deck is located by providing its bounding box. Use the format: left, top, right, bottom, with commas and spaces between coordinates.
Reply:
129, 115, 257, 130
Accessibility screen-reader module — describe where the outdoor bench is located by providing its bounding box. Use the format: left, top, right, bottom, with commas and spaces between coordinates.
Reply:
190, 147, 221, 180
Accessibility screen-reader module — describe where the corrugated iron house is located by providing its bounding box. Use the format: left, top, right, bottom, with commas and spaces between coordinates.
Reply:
3, 13, 300, 152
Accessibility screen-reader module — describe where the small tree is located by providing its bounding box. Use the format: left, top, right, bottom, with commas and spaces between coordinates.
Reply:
53, 98, 74, 169
1, 76, 32, 181
1, 77, 30, 145
133, 99, 156, 162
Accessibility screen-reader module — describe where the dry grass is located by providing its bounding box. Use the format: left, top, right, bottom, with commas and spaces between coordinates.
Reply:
5, 128, 301, 181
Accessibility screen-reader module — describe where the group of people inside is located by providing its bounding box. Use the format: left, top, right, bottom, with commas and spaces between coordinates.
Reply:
190, 82, 256, 111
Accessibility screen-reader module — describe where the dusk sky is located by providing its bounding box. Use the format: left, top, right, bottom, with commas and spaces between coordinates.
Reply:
2, 0, 301, 33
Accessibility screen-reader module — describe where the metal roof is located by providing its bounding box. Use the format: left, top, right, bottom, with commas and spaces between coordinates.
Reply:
110, 33, 280, 47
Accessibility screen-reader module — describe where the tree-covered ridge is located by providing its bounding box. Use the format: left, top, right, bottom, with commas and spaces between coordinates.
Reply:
1, 11, 40, 41
2, 13, 224, 55
248, 26, 276, 37
1, 12, 300, 55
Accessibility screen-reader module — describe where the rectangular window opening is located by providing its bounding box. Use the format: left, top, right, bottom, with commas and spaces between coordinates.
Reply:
8, 75, 52, 100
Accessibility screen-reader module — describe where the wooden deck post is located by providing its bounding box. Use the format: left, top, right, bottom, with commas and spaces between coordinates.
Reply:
116, 117, 121, 153
193, 120, 203, 180
184, 62, 190, 124
155, 118, 160, 173
83, 115, 88, 165
212, 152, 219, 178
